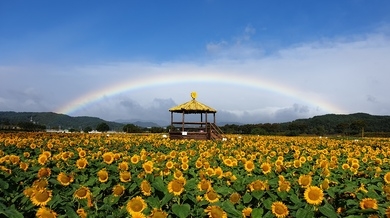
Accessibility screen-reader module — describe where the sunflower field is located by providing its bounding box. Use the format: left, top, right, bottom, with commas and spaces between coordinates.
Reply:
1, 132, 390, 218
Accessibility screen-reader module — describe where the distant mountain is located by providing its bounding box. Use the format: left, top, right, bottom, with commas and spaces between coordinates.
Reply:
0, 111, 125, 131
217, 121, 244, 126
115, 119, 167, 127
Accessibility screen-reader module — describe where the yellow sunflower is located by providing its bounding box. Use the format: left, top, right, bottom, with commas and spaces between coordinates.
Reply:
112, 184, 125, 197
76, 208, 87, 218
140, 180, 152, 196
131, 155, 140, 164
118, 161, 129, 171
204, 205, 227, 218
360, 198, 378, 210
78, 149, 87, 158
271, 201, 289, 218
249, 180, 268, 192
19, 162, 29, 171
38, 154, 48, 165
242, 207, 252, 217
149, 208, 168, 218
260, 162, 272, 174
130, 212, 146, 218
119, 171, 132, 183
57, 172, 74, 186
293, 160, 301, 168
102, 152, 115, 164
298, 174, 312, 188
97, 169, 109, 183
165, 161, 174, 169
33, 178, 49, 190
23, 187, 35, 198
142, 161, 154, 174
278, 180, 291, 192
320, 179, 330, 190
384, 172, 390, 184
304, 186, 324, 205
168, 178, 185, 196
204, 189, 219, 203
31, 189, 52, 206
36, 207, 57, 218
198, 179, 212, 191
229, 192, 241, 204
244, 160, 255, 172
223, 158, 234, 167
126, 196, 147, 214
74, 186, 91, 199
173, 170, 183, 179
37, 167, 51, 178
76, 158, 88, 169
181, 163, 189, 171
195, 160, 203, 169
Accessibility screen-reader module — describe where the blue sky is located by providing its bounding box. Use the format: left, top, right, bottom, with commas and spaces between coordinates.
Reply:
1, 1, 390, 125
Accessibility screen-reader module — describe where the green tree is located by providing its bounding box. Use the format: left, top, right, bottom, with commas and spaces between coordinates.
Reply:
96, 123, 110, 132
83, 126, 92, 133
123, 124, 142, 133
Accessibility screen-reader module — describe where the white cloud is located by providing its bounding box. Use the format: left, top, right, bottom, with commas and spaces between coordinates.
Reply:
1, 28, 390, 124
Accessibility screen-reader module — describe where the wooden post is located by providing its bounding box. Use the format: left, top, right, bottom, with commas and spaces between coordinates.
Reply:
182, 111, 185, 132
170, 112, 173, 131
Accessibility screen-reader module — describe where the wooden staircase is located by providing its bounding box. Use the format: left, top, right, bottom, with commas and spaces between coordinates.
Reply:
209, 123, 224, 140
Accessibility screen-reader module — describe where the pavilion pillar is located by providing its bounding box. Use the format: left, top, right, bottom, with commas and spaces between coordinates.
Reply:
182, 111, 185, 132
170, 112, 173, 131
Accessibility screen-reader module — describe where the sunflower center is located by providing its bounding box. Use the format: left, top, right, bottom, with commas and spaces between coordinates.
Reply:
308, 190, 320, 200
253, 181, 264, 190
76, 188, 88, 198
113, 186, 124, 195
274, 205, 286, 214
60, 175, 70, 183
210, 207, 223, 218
172, 181, 183, 192
200, 181, 209, 190
36, 191, 50, 202
207, 191, 218, 200
130, 200, 143, 212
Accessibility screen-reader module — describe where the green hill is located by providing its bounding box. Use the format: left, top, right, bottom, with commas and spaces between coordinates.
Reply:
0, 111, 125, 131
220, 113, 390, 137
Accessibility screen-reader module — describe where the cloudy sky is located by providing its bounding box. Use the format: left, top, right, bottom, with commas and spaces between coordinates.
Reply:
1, 1, 390, 125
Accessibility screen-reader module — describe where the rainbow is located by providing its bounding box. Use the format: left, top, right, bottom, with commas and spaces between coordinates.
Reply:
56, 72, 346, 115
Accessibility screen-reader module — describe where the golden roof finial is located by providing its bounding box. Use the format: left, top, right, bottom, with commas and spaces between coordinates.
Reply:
191, 91, 197, 100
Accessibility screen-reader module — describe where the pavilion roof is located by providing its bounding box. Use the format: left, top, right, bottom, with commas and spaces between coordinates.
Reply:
169, 92, 217, 113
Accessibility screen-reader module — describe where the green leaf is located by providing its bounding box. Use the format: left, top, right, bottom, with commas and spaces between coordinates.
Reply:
251, 208, 264, 217
221, 200, 241, 217
319, 203, 338, 218
161, 193, 173, 205
0, 178, 9, 190
184, 178, 197, 191
147, 196, 161, 208
289, 193, 301, 204
65, 206, 79, 218
327, 188, 336, 198
263, 198, 272, 210
172, 203, 190, 218
152, 177, 167, 193
215, 186, 233, 196
296, 208, 314, 218
251, 190, 264, 200
2, 206, 23, 218
277, 191, 288, 200
242, 192, 252, 204
84, 177, 96, 186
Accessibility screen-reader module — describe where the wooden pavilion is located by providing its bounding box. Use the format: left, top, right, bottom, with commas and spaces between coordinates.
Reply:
169, 92, 223, 140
